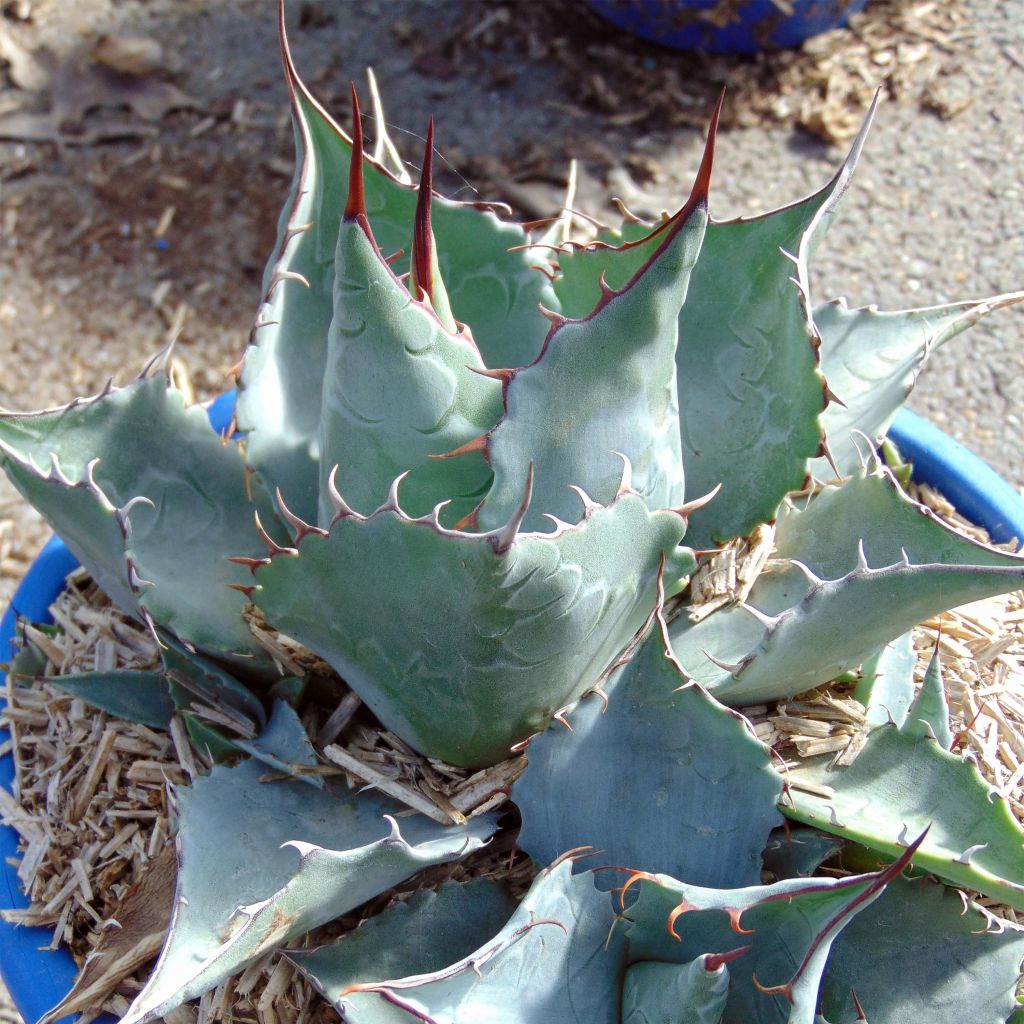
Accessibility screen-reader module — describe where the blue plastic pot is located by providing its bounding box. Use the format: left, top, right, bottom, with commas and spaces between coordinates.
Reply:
0, 400, 1022, 1023
586, 0, 868, 54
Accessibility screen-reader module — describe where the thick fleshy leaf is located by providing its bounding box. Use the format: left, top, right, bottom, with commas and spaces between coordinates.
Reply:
668, 467, 1024, 704
159, 634, 266, 733
902, 647, 952, 749
550, 218, 671, 320
234, 699, 323, 787
288, 878, 518, 1022
761, 826, 845, 882
821, 876, 1024, 1024
120, 731, 497, 1023
236, 17, 553, 521
314, 860, 627, 1024
623, 844, 917, 1024
477, 118, 719, 533
813, 292, 1024, 478
0, 376, 283, 662
852, 632, 916, 727
317, 192, 500, 526
769, 465, 1024, 577
252, 489, 693, 768
178, 712, 239, 764
781, 723, 1024, 910
7, 637, 47, 680
43, 669, 174, 729
674, 102, 879, 548
514, 621, 782, 889
0, 434, 140, 616
545, 115, 716, 317
622, 957, 732, 1024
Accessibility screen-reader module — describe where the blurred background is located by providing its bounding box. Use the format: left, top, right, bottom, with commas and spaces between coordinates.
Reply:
0, 0, 1021, 1017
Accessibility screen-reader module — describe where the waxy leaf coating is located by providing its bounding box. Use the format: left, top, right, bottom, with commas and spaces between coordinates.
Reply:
253, 490, 693, 768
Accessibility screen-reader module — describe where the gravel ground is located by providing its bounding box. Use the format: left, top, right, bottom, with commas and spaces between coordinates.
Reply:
0, 0, 1022, 1019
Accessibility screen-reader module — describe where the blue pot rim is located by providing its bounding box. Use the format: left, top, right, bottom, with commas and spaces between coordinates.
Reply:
0, 398, 1021, 1022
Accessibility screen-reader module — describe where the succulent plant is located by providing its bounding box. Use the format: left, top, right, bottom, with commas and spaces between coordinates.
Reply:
4, 8, 1024, 1024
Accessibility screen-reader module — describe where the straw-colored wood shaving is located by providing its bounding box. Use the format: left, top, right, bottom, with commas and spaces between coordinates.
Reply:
688, 522, 775, 622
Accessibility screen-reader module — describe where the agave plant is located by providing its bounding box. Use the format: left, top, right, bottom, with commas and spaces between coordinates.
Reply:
3, 8, 1024, 1023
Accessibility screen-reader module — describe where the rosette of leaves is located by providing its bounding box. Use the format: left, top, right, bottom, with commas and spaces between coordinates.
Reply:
3, 6, 1024, 1023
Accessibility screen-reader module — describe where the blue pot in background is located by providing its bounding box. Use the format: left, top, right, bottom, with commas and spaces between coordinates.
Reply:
0, 399, 1021, 1024
585, 0, 869, 54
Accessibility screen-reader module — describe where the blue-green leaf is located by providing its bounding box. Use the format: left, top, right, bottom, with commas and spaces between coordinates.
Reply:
674, 102, 879, 548
0, 377, 284, 663
478, 119, 718, 533
316, 157, 500, 525
624, 842, 918, 1024
45, 669, 174, 729
902, 646, 952, 749
813, 293, 1024, 478
821, 876, 1024, 1024
233, 699, 323, 788
288, 878, 518, 1023
782, 724, 1024, 910
852, 632, 916, 728
622, 956, 733, 1024
119, 730, 497, 1023
308, 860, 627, 1024
253, 489, 693, 768
514, 622, 782, 889
669, 468, 1024, 704
237, 26, 553, 521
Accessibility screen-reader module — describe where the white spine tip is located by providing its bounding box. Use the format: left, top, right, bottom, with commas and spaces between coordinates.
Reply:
491, 463, 534, 554
855, 539, 870, 571
673, 482, 723, 518
791, 559, 824, 588
49, 451, 73, 487
611, 450, 633, 496
568, 484, 601, 516
127, 563, 156, 590
282, 840, 320, 859
82, 459, 117, 512
700, 648, 744, 675
953, 842, 987, 866
428, 499, 452, 527
384, 471, 411, 516
382, 814, 411, 850
738, 602, 778, 630
327, 465, 362, 521
541, 513, 574, 533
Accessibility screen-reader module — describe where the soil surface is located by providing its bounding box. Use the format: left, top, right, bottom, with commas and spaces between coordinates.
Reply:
0, 0, 1022, 1016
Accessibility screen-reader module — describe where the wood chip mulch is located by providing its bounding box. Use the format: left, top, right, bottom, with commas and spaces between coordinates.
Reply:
0, 570, 531, 1024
